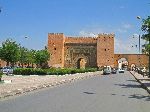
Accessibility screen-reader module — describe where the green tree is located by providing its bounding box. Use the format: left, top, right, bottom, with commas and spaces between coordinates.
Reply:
26, 49, 36, 67
141, 16, 150, 54
19, 47, 28, 67
0, 39, 20, 66
18, 48, 36, 68
34, 49, 50, 68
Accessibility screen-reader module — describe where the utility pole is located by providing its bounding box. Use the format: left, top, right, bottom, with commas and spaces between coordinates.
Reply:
138, 35, 141, 53
148, 37, 150, 78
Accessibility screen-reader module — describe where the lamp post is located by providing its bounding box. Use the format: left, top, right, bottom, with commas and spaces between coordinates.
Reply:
137, 16, 150, 77
147, 32, 150, 77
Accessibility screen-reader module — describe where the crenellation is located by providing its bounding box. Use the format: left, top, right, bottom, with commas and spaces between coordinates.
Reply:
48, 33, 64, 35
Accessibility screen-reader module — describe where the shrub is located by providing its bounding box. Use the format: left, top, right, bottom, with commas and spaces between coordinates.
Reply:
13, 67, 97, 75
13, 68, 34, 75
34, 69, 47, 75
85, 68, 97, 72
0, 72, 3, 77
0, 71, 3, 81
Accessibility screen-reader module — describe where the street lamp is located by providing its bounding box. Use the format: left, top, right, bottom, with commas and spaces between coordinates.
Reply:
137, 16, 150, 77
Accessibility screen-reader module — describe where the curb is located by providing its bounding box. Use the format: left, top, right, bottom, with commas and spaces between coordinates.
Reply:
0, 71, 102, 99
130, 71, 150, 94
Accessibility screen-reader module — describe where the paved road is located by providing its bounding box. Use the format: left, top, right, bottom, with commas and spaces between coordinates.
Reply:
0, 71, 150, 112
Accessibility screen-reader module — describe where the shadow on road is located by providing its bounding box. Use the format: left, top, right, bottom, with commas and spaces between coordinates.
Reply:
129, 94, 150, 101
114, 84, 142, 88
126, 79, 137, 82
110, 93, 150, 101
83, 92, 96, 95
140, 82, 150, 87
114, 83, 150, 101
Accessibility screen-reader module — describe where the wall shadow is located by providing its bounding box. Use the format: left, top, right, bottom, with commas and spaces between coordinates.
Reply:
126, 79, 137, 82
110, 93, 150, 101
114, 83, 150, 101
114, 83, 142, 88
128, 94, 150, 101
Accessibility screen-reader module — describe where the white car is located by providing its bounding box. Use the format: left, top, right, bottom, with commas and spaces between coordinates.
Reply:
103, 66, 112, 75
118, 69, 124, 73
1, 66, 13, 75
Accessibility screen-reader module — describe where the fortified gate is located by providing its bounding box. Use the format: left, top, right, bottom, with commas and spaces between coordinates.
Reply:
47, 33, 148, 69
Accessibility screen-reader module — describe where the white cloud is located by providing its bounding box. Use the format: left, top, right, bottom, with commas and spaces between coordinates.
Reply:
115, 23, 133, 34
79, 31, 98, 37
122, 23, 133, 29
78, 25, 113, 37
116, 28, 127, 33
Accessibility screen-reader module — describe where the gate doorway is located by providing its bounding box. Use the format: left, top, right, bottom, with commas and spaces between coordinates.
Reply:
77, 58, 86, 69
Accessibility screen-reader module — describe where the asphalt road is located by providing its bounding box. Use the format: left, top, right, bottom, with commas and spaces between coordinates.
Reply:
0, 71, 150, 112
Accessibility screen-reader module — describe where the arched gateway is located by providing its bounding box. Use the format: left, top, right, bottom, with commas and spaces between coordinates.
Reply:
77, 58, 86, 69
73, 55, 89, 69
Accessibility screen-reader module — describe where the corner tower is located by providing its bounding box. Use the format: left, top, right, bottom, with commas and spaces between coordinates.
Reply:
47, 33, 65, 68
97, 34, 114, 67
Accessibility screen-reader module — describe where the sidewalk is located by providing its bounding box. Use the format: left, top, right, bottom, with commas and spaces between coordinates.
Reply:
0, 71, 102, 99
130, 71, 150, 94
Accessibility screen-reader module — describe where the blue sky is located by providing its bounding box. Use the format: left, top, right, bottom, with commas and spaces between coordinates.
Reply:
0, 0, 150, 53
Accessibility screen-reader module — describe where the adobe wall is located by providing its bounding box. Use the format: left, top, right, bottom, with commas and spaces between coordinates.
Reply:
47, 33, 65, 68
114, 54, 148, 68
97, 34, 115, 67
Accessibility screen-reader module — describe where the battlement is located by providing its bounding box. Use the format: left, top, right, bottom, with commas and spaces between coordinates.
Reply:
98, 33, 115, 38
66, 36, 97, 39
65, 37, 97, 44
48, 33, 64, 35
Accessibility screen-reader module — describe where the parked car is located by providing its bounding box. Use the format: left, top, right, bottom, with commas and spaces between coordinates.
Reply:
1, 66, 13, 75
118, 68, 124, 73
111, 68, 117, 74
103, 66, 112, 75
